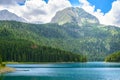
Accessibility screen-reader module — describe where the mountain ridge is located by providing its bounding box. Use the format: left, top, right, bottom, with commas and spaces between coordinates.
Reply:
0, 7, 120, 61
0, 9, 26, 22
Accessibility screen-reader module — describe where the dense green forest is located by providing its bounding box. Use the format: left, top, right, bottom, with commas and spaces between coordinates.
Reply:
0, 21, 120, 61
0, 39, 86, 62
105, 51, 120, 62
0, 54, 2, 64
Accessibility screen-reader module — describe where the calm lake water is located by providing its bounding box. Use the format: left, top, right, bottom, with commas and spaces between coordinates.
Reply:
3, 62, 120, 80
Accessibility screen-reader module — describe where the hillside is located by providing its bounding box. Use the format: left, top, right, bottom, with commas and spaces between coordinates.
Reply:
105, 51, 120, 62
0, 39, 86, 62
0, 20, 120, 61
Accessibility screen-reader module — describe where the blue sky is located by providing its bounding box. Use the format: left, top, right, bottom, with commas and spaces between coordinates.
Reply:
43, 0, 49, 3
69, 0, 80, 6
69, 0, 116, 13
43, 0, 116, 14
87, 0, 116, 13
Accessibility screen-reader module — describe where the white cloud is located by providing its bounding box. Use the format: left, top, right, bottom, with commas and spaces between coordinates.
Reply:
1, 0, 120, 26
79, 0, 120, 27
0, 0, 72, 23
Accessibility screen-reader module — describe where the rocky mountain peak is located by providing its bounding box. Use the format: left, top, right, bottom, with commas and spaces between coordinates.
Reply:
51, 7, 99, 26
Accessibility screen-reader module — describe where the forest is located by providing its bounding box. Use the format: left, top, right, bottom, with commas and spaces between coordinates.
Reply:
0, 39, 87, 62
105, 51, 120, 62
0, 21, 120, 61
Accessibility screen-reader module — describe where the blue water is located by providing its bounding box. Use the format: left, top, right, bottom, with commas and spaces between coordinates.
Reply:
3, 62, 120, 80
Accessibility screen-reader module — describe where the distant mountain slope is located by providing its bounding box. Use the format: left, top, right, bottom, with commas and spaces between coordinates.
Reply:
0, 21, 120, 61
51, 7, 99, 25
0, 10, 26, 22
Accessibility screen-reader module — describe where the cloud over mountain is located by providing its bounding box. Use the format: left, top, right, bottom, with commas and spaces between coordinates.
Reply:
79, 0, 120, 27
0, 0, 120, 27
0, 0, 71, 23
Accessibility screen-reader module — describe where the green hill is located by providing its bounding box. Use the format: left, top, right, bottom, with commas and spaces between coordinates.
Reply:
105, 51, 120, 62
0, 20, 120, 61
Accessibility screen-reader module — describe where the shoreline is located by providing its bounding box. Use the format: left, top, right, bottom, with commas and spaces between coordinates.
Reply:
4, 62, 87, 64
0, 67, 15, 74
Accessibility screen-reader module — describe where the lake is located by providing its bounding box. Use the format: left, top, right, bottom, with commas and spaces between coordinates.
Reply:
3, 62, 120, 80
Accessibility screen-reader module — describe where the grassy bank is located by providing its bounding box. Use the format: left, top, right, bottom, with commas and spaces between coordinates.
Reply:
0, 67, 15, 74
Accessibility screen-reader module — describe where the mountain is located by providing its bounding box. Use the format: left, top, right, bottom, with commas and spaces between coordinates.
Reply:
0, 20, 120, 61
0, 7, 120, 61
0, 10, 26, 22
51, 7, 99, 26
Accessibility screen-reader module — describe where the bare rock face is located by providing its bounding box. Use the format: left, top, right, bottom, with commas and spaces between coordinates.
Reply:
51, 7, 99, 26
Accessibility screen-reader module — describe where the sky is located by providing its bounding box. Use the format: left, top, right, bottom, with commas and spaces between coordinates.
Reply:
0, 0, 120, 27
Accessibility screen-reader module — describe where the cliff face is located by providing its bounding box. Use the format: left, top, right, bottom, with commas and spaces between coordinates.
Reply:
51, 7, 99, 26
